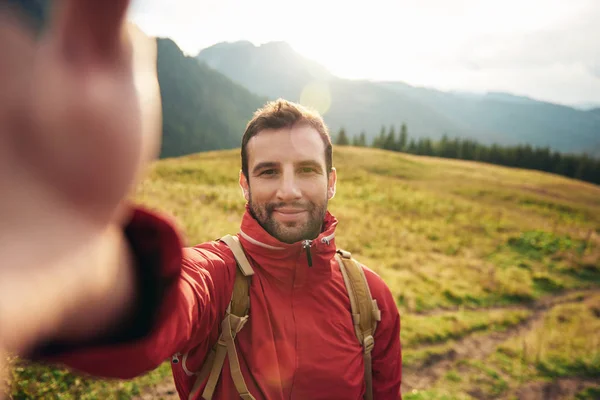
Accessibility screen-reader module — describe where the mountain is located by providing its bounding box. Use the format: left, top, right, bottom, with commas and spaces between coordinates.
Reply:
10, 0, 266, 159
198, 42, 470, 142
196, 41, 332, 101
198, 42, 600, 156
573, 102, 600, 111
381, 83, 600, 153
157, 38, 265, 157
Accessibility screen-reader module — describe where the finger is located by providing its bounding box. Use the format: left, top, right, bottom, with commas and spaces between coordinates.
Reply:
49, 0, 131, 63
0, 9, 35, 101
0, 9, 34, 154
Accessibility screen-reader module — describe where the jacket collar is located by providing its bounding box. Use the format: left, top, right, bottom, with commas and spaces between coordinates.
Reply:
236, 205, 338, 284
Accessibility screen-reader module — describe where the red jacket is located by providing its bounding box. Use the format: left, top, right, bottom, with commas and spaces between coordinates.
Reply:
50, 206, 402, 399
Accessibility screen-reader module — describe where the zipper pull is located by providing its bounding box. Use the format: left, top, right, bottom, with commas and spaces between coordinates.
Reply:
302, 240, 313, 267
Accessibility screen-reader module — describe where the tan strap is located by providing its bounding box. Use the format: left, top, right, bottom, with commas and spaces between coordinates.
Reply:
200, 336, 228, 400
230, 264, 251, 318
363, 344, 374, 400
223, 313, 255, 400
336, 252, 380, 400
200, 309, 251, 400
189, 348, 216, 399
197, 236, 255, 400
221, 235, 255, 276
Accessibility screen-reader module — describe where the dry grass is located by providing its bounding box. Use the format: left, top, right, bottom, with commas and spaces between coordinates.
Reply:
6, 147, 600, 399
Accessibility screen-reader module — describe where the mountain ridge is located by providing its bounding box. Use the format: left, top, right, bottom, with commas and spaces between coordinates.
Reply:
198, 41, 600, 156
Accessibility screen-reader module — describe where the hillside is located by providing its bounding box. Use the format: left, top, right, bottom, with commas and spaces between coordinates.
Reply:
198, 42, 600, 156
157, 38, 265, 157
381, 84, 600, 155
197, 42, 471, 143
7, 147, 600, 399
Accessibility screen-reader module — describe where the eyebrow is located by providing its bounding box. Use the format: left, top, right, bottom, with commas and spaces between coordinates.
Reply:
252, 160, 324, 175
296, 160, 324, 172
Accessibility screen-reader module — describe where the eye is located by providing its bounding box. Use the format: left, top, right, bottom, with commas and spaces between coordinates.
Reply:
300, 167, 316, 173
259, 169, 277, 176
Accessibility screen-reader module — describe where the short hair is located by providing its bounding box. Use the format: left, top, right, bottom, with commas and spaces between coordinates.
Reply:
241, 99, 333, 179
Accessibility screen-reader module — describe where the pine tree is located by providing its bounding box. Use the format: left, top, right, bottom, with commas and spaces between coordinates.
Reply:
372, 125, 386, 148
358, 131, 367, 147
384, 125, 396, 151
398, 123, 408, 152
407, 139, 417, 153
336, 127, 349, 145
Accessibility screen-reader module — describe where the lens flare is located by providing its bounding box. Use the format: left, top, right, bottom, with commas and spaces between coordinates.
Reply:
299, 81, 331, 115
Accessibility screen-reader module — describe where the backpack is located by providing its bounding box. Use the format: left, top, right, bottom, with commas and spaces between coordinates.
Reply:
187, 235, 381, 400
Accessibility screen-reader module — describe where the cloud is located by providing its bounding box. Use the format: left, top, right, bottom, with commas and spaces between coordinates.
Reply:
457, 3, 600, 71
590, 65, 600, 80
130, 0, 600, 104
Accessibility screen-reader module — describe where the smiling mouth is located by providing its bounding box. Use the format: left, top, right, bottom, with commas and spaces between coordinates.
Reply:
274, 209, 306, 214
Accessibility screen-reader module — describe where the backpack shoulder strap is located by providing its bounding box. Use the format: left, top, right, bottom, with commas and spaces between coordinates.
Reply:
191, 235, 256, 400
221, 234, 254, 317
336, 250, 381, 400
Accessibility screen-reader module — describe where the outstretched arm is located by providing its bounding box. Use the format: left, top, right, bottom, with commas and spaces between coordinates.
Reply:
0, 0, 159, 365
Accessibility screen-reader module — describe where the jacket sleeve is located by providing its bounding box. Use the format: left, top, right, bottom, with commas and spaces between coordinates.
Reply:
34, 206, 235, 380
364, 267, 402, 400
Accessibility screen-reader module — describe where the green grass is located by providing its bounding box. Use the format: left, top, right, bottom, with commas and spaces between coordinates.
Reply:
8, 358, 172, 400
496, 293, 600, 380
404, 388, 473, 400
416, 292, 600, 398
5, 146, 600, 398
575, 386, 600, 400
401, 309, 531, 347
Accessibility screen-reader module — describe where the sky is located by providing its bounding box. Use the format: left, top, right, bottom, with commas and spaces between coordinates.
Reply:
129, 0, 600, 107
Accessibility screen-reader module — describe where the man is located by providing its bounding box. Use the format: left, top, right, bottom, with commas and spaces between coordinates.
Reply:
0, 1, 401, 399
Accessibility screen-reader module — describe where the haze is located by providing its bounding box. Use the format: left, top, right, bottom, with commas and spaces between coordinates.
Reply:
130, 0, 600, 107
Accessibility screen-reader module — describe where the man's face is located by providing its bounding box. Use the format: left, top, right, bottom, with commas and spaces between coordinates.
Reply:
239, 124, 336, 244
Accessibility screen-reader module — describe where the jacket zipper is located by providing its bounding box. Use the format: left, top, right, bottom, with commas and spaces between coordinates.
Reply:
302, 240, 313, 267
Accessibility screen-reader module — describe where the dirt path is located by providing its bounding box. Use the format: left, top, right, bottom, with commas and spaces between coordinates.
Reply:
400, 290, 595, 397
134, 290, 596, 399
133, 379, 178, 400
412, 288, 590, 317
510, 377, 599, 400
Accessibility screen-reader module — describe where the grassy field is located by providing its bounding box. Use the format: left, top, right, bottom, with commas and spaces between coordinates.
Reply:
5, 146, 600, 399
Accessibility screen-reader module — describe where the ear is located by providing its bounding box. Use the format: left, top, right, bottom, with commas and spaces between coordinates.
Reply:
239, 171, 250, 201
327, 167, 337, 200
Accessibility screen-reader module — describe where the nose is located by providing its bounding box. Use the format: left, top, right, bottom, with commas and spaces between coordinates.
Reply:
276, 169, 302, 202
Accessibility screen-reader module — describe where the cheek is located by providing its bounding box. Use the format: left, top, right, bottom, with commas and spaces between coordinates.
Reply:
249, 181, 276, 202
301, 179, 329, 199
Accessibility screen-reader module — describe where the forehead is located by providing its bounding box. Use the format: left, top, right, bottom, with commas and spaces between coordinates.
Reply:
247, 124, 326, 167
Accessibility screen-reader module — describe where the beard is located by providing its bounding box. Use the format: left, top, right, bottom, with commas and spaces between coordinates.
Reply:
248, 193, 328, 244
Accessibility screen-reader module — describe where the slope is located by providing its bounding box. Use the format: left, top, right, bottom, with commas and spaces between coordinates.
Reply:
7, 146, 600, 399
157, 38, 265, 158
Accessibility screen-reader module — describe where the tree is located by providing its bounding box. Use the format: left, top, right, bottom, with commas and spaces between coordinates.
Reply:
407, 139, 417, 153
372, 125, 386, 148
398, 123, 408, 152
384, 125, 396, 151
358, 131, 367, 147
336, 127, 349, 145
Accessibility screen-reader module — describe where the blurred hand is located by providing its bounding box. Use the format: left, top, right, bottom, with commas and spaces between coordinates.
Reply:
0, 0, 160, 363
